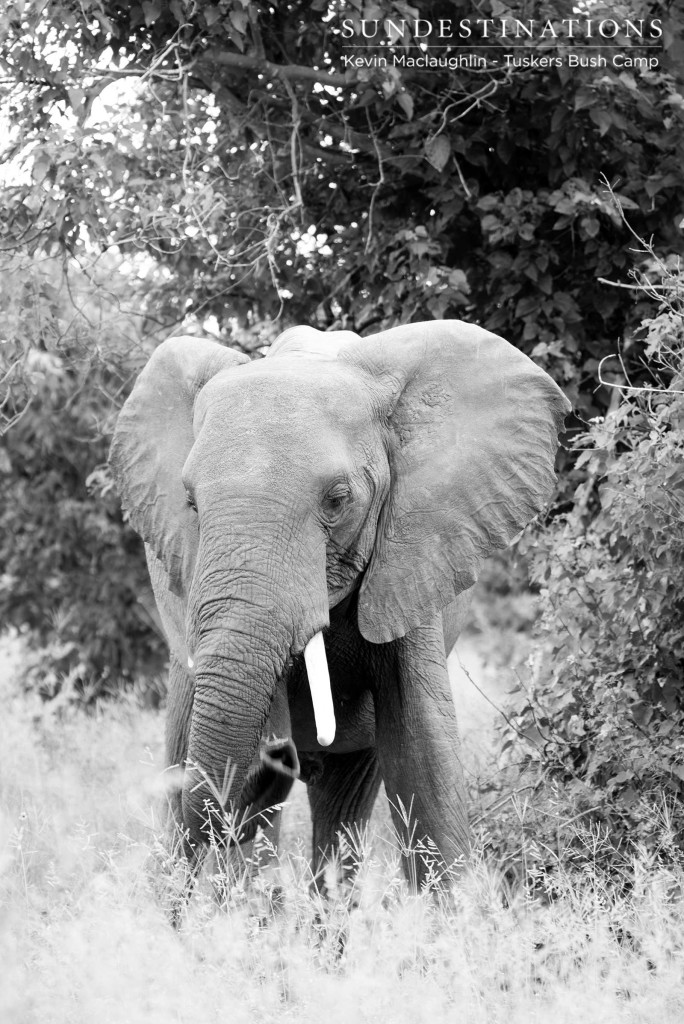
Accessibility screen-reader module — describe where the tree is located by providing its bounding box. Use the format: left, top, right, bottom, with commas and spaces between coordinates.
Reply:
0, 253, 166, 694
2, 0, 683, 416
1, 0, 683, 688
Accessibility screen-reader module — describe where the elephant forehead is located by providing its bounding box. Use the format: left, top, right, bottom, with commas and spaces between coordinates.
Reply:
196, 359, 376, 434
189, 360, 382, 484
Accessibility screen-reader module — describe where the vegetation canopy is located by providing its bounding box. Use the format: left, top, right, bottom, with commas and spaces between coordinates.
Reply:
2, 0, 683, 408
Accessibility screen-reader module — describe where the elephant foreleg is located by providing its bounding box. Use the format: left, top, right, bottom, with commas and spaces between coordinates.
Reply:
374, 620, 471, 889
306, 748, 381, 890
164, 655, 195, 840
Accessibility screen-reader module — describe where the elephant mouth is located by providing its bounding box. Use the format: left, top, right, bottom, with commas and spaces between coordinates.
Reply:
289, 591, 361, 747
260, 736, 300, 779
232, 737, 301, 845
188, 632, 336, 748
281, 634, 336, 748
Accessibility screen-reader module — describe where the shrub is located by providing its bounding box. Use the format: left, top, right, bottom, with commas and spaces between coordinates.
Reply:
0, 253, 166, 697
504, 234, 684, 865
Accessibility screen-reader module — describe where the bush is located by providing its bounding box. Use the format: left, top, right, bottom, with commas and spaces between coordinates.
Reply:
0, 253, 166, 697
503, 234, 684, 865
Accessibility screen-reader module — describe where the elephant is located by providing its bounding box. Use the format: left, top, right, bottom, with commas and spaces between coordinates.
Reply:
110, 319, 570, 889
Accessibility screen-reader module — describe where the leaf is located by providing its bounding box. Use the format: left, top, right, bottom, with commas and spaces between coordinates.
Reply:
424, 135, 451, 172
574, 88, 594, 111
515, 295, 538, 318
142, 0, 162, 26
551, 105, 566, 133
581, 216, 600, 238
496, 136, 514, 164
477, 194, 500, 212
32, 154, 50, 184
363, 4, 385, 20
589, 108, 612, 136
22, 190, 44, 214
645, 173, 681, 198
396, 91, 414, 120
538, 273, 553, 295
448, 268, 468, 292
227, 24, 245, 51
229, 9, 248, 33
67, 87, 85, 112
618, 71, 638, 91
613, 194, 639, 211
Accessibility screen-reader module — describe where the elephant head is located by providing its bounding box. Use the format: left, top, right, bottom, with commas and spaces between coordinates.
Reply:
110, 322, 569, 852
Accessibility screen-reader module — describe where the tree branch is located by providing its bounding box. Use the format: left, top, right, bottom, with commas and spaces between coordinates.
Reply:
202, 49, 353, 89
300, 141, 353, 167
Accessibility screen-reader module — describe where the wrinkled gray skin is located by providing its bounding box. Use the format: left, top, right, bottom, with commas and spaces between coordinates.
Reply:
110, 320, 570, 887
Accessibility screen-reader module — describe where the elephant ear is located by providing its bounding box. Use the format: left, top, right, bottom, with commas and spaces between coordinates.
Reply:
109, 336, 248, 594
341, 320, 571, 644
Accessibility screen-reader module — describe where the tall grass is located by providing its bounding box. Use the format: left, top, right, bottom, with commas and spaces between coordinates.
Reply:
1, 646, 683, 1023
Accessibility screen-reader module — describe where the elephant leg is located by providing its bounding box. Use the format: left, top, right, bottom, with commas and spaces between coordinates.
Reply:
374, 619, 470, 890
306, 748, 381, 889
164, 655, 195, 841
213, 789, 294, 902
153, 657, 203, 927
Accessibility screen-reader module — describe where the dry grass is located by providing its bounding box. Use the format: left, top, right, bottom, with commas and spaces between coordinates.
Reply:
1, 645, 684, 1023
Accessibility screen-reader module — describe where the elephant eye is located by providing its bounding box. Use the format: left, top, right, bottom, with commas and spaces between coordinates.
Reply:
186, 491, 197, 513
322, 482, 351, 523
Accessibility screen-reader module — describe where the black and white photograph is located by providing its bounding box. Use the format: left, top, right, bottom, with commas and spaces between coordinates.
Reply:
1, 1, 683, 1019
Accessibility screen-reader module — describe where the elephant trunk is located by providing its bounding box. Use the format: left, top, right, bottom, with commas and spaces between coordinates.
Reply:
180, 518, 329, 853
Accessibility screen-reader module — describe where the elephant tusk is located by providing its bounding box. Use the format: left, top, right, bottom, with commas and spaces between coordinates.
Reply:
187, 656, 194, 670
303, 632, 336, 747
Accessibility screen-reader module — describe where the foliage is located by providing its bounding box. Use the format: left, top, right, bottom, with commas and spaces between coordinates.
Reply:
1, 0, 683, 421
505, 237, 684, 862
0, 254, 167, 694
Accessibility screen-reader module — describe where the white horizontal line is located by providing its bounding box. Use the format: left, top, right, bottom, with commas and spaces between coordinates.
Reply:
341, 44, 661, 49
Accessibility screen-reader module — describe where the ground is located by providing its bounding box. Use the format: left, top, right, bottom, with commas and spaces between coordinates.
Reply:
2, 631, 684, 1023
